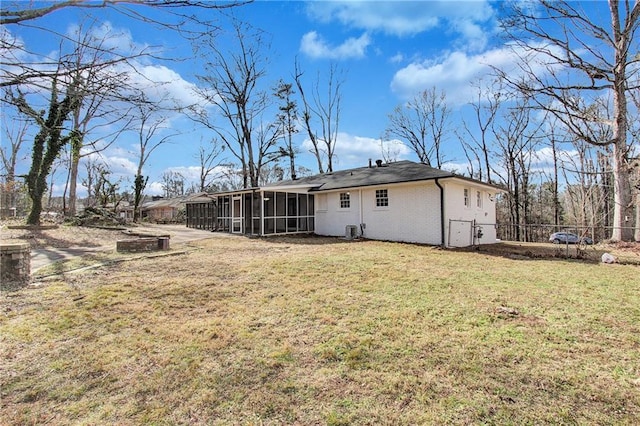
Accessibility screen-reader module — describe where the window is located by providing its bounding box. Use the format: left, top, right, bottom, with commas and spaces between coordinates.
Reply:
339, 192, 350, 209
376, 189, 389, 207
464, 188, 470, 207
476, 190, 482, 208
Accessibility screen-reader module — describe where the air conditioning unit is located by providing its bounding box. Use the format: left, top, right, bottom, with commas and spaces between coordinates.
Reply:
345, 225, 358, 240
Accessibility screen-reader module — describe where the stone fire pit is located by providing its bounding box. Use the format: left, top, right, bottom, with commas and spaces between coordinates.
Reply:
116, 233, 170, 253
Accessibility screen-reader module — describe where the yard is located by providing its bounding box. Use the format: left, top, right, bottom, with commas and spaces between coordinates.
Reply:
1, 228, 639, 424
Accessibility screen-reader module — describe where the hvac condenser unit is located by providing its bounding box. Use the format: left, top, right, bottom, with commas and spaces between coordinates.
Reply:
345, 225, 358, 240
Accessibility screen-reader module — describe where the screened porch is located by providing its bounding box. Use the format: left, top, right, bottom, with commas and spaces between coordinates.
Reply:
187, 190, 314, 236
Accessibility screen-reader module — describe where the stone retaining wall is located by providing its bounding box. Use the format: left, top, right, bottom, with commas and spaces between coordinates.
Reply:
1, 243, 30, 290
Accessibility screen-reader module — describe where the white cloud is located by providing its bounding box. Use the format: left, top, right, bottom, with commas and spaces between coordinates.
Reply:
306, 1, 495, 47
165, 166, 202, 181
300, 31, 371, 60
389, 52, 404, 64
146, 181, 164, 196
390, 43, 559, 106
301, 132, 413, 169
103, 156, 138, 176
120, 61, 202, 109
66, 21, 151, 57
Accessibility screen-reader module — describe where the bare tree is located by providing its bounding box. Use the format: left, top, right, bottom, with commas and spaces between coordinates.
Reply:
0, 99, 29, 217
379, 138, 403, 164
8, 72, 81, 225
196, 138, 226, 192
82, 156, 103, 208
294, 61, 343, 173
459, 80, 502, 183
493, 96, 544, 241
254, 119, 284, 185
93, 164, 121, 209
1, 0, 248, 25
61, 21, 135, 218
544, 120, 564, 229
560, 137, 612, 242
1, 1, 249, 88
498, 0, 640, 241
131, 94, 177, 221
194, 21, 280, 188
274, 80, 299, 179
385, 87, 451, 168
160, 171, 185, 198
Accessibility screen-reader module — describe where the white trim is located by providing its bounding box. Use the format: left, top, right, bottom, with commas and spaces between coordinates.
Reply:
260, 183, 320, 192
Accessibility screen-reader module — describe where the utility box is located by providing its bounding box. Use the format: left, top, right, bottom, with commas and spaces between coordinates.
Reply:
345, 225, 358, 240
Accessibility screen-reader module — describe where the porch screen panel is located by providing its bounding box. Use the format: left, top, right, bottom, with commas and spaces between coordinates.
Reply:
297, 194, 307, 231
264, 192, 275, 216
263, 192, 275, 234
298, 194, 308, 215
276, 192, 286, 216
276, 192, 287, 233
261, 191, 314, 235
217, 195, 231, 232
264, 218, 275, 234
287, 193, 297, 232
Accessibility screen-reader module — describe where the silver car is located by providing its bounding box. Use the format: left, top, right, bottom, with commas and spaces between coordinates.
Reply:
549, 232, 593, 245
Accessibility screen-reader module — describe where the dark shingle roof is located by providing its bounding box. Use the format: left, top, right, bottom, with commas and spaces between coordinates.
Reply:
274, 160, 455, 192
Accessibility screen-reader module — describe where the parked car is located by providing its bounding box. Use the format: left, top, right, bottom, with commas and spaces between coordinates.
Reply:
549, 232, 593, 245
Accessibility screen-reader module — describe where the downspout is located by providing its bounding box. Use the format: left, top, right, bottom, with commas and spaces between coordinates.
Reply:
435, 178, 445, 247
359, 189, 364, 237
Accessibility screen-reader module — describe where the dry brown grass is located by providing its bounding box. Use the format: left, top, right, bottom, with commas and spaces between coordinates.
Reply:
1, 231, 639, 425
1, 219, 128, 249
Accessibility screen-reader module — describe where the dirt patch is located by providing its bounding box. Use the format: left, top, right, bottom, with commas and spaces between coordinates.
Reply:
1, 220, 135, 249
454, 240, 640, 265
2, 219, 639, 265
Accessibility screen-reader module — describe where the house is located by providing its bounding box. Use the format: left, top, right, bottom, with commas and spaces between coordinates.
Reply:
141, 196, 187, 223
185, 160, 503, 247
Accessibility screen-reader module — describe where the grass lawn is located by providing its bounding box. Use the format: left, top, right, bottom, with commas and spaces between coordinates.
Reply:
1, 236, 639, 425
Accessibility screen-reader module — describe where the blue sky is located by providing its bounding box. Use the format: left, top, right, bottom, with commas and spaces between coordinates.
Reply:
2, 0, 616, 196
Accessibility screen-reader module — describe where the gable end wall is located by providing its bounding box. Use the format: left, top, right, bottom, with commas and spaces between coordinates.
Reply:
443, 180, 498, 246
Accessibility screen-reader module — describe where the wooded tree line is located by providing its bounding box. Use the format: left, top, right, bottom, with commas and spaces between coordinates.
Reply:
1, 1, 638, 241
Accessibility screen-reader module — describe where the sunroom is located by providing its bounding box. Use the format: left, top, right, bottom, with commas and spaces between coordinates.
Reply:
186, 186, 316, 236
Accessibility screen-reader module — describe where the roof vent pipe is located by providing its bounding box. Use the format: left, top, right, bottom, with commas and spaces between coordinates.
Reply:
368, 158, 372, 168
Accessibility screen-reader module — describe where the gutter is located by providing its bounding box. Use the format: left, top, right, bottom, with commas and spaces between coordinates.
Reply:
435, 178, 445, 247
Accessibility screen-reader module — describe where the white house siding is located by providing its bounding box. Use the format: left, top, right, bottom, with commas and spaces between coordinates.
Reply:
315, 183, 442, 245
362, 183, 441, 244
442, 180, 498, 246
314, 191, 362, 237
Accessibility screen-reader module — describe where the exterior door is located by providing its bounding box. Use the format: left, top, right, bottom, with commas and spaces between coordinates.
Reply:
232, 196, 243, 233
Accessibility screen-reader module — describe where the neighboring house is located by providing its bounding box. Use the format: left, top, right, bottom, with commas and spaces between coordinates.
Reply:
185, 160, 503, 247
141, 196, 187, 223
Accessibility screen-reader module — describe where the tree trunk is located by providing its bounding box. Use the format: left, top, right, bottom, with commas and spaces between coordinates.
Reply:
610, 141, 633, 241
26, 179, 44, 225
67, 140, 81, 217
610, 1, 633, 241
